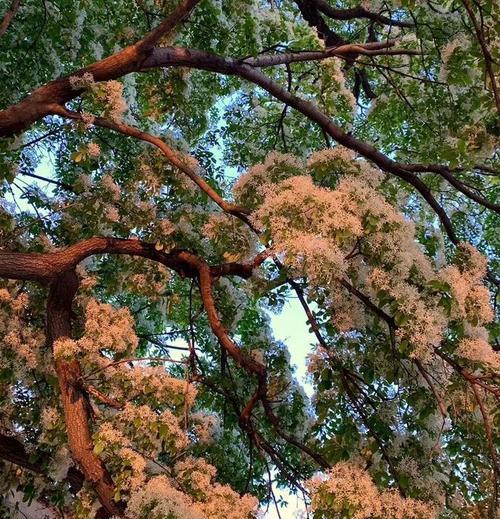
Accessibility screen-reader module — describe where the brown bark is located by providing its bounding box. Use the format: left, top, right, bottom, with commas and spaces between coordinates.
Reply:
0, 237, 195, 281
47, 271, 122, 517
196, 257, 266, 377
0, 432, 43, 473
311, 0, 414, 27
0, 0, 201, 135
0, 236, 265, 283
0, 0, 20, 37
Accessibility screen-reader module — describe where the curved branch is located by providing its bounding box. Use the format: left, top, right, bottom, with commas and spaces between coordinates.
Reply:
312, 0, 414, 28
0, 236, 267, 283
50, 105, 252, 222
0, 0, 201, 136
405, 163, 500, 213
460, 0, 499, 112
137, 0, 200, 51
242, 41, 421, 68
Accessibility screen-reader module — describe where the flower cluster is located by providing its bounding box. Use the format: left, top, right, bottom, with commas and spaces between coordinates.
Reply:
0, 288, 44, 373
68, 72, 127, 122
101, 80, 128, 122
240, 150, 495, 363
78, 298, 138, 354
306, 462, 437, 519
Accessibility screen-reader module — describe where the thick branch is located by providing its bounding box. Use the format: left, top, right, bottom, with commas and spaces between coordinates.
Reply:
0, 237, 193, 282
47, 271, 122, 516
0, 0, 200, 135
405, 163, 500, 213
294, 0, 346, 47
312, 0, 414, 27
196, 258, 266, 377
242, 41, 421, 68
0, 432, 43, 474
0, 0, 20, 37
137, 0, 201, 51
0, 236, 266, 283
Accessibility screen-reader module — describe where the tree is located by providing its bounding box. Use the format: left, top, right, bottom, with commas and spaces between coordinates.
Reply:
0, 0, 498, 517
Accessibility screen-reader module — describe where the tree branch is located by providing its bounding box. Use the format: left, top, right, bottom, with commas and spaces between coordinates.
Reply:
311, 0, 414, 28
241, 40, 421, 68
460, 0, 500, 112
0, 0, 20, 38
0, 432, 85, 492
50, 105, 252, 223
138, 0, 201, 51
0, 236, 266, 283
47, 271, 122, 516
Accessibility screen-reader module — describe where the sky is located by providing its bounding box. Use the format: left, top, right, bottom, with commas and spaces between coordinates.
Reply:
266, 299, 315, 518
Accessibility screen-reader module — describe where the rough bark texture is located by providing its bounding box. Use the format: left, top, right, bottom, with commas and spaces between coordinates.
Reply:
47, 271, 123, 517
0, 236, 262, 282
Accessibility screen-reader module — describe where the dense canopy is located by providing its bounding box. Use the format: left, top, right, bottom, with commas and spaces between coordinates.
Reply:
0, 0, 498, 518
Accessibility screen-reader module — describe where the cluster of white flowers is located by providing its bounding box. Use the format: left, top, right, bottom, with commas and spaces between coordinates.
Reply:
203, 212, 257, 262
118, 402, 189, 453
173, 457, 259, 519
438, 244, 496, 368
369, 268, 447, 358
69, 71, 95, 90
320, 58, 357, 113
233, 151, 304, 208
87, 142, 101, 157
439, 243, 492, 325
79, 299, 138, 354
456, 337, 499, 370
127, 475, 206, 519
126, 457, 259, 519
100, 173, 121, 201
307, 462, 437, 519
47, 445, 73, 482
438, 34, 470, 82
52, 299, 139, 362
239, 150, 495, 363
102, 80, 128, 122
53, 337, 80, 360
307, 146, 357, 173
253, 174, 362, 282
74, 172, 94, 192
107, 364, 197, 409
0, 289, 44, 372
41, 406, 60, 431
68, 73, 127, 122
215, 277, 249, 327
81, 112, 95, 129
